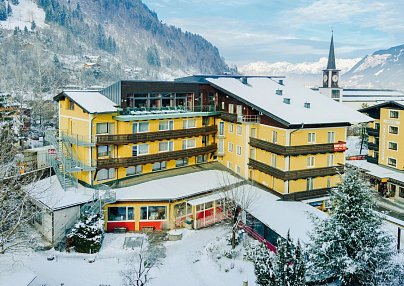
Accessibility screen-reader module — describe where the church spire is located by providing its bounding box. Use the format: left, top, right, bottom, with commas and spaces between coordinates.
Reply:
327, 31, 336, 70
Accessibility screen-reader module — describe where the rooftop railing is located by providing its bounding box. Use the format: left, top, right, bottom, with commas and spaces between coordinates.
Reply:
118, 105, 217, 116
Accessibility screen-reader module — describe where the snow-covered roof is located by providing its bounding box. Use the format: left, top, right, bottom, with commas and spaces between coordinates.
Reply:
206, 77, 371, 125
343, 97, 404, 102
187, 192, 223, 206
57, 91, 118, 114
27, 176, 94, 211
346, 160, 404, 182
343, 89, 404, 97
115, 170, 241, 202
232, 186, 326, 243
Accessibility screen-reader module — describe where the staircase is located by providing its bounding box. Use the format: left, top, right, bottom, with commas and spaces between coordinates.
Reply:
81, 184, 117, 216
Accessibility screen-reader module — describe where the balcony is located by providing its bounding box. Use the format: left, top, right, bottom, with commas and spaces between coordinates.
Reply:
366, 127, 379, 137
97, 144, 217, 169
248, 158, 344, 180
367, 142, 379, 151
96, 126, 217, 145
282, 187, 332, 201
249, 137, 345, 156
220, 112, 260, 124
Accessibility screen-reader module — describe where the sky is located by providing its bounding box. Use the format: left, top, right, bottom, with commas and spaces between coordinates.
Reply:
143, 0, 404, 66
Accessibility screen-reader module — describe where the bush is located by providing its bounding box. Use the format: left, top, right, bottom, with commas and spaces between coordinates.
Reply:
66, 214, 103, 253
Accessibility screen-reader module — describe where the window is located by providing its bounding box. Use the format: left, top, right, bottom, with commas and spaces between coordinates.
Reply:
98, 145, 112, 157
108, 207, 134, 221
389, 126, 399, 134
328, 132, 335, 143
327, 154, 334, 167
272, 131, 278, 143
133, 144, 149, 156
236, 105, 242, 115
375, 122, 380, 130
140, 206, 167, 220
228, 142, 234, 152
308, 132, 316, 143
388, 142, 398, 151
388, 157, 397, 167
218, 139, 224, 154
306, 177, 314, 191
219, 122, 224, 136
327, 177, 332, 188
307, 156, 315, 167
68, 100, 74, 110
221, 101, 225, 110
159, 120, 174, 131
227, 161, 232, 169
176, 158, 189, 167
197, 155, 207, 163
399, 187, 404, 198
97, 168, 115, 181
229, 124, 234, 133
152, 161, 167, 171
228, 103, 234, 113
182, 138, 196, 149
183, 119, 196, 129
237, 125, 242, 135
159, 141, 174, 152
96, 123, 114, 135
271, 154, 277, 167
390, 110, 399, 119
236, 165, 241, 174
331, 90, 340, 99
126, 166, 142, 176
236, 145, 242, 156
133, 122, 149, 133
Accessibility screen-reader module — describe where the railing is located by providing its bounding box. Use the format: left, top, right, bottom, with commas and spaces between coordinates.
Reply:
220, 112, 260, 124
97, 144, 217, 169
96, 125, 217, 145
60, 130, 95, 147
366, 127, 380, 137
248, 158, 344, 180
220, 112, 238, 123
119, 105, 217, 116
250, 137, 345, 156
367, 142, 379, 151
282, 187, 332, 201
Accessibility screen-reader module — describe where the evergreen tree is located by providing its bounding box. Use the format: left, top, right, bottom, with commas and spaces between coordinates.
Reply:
254, 243, 276, 286
0, 2, 7, 21
7, 2, 12, 16
275, 231, 294, 286
291, 240, 306, 286
11, 0, 19, 5
23, 25, 28, 34
306, 167, 396, 285
31, 20, 36, 31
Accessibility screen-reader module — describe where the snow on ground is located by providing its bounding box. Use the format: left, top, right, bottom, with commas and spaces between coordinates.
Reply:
346, 135, 368, 156
0, 0, 47, 30
0, 225, 256, 286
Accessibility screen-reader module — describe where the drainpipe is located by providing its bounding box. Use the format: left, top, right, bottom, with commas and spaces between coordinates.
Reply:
90, 115, 96, 186
287, 123, 304, 194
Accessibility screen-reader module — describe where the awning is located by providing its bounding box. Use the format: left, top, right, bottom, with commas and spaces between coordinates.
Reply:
187, 192, 222, 206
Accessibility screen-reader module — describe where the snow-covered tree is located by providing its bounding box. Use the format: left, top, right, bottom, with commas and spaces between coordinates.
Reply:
306, 167, 397, 285
254, 243, 276, 286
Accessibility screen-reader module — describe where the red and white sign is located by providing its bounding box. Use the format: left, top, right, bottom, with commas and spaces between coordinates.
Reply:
333, 142, 347, 152
48, 148, 57, 155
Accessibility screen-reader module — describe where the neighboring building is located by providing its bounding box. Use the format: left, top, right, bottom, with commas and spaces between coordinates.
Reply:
353, 101, 404, 202
316, 35, 404, 109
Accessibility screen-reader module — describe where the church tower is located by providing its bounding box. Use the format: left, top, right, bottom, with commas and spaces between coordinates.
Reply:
319, 32, 343, 102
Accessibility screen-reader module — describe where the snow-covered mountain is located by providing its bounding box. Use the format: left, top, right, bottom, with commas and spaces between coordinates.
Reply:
343, 44, 404, 91
239, 57, 360, 87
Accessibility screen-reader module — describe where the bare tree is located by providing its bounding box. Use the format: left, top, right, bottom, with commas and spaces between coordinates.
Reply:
219, 175, 257, 249
120, 236, 161, 286
0, 125, 44, 254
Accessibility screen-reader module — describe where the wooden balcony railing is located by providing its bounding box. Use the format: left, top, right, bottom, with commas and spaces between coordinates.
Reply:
366, 155, 378, 164
97, 144, 217, 169
96, 125, 217, 145
366, 127, 379, 137
249, 137, 345, 156
282, 187, 332, 201
220, 112, 260, 124
248, 158, 344, 180
220, 112, 238, 123
367, 142, 379, 151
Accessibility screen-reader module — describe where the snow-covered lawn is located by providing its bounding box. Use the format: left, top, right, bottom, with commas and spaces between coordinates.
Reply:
346, 136, 368, 157
0, 0, 47, 30
0, 225, 256, 286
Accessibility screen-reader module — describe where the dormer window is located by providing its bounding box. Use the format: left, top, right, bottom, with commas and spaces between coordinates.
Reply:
283, 98, 290, 104
304, 102, 311, 109
276, 89, 283, 96
279, 79, 284, 85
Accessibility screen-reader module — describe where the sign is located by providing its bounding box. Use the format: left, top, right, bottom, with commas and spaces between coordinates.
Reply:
333, 141, 347, 152
347, 155, 366, 161
48, 148, 57, 156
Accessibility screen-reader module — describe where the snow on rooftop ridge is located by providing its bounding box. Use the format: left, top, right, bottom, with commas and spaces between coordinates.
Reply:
207, 77, 371, 125
63, 91, 118, 114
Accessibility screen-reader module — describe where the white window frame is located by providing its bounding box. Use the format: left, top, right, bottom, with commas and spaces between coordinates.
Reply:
236, 125, 242, 136
134, 144, 149, 156
388, 157, 397, 167
218, 139, 224, 154
228, 103, 234, 114
389, 126, 399, 135
140, 206, 167, 221
159, 141, 174, 152
272, 130, 278, 144
97, 168, 115, 181
327, 154, 334, 167
236, 145, 242, 156
159, 120, 174, 131
228, 142, 234, 152
308, 132, 316, 143
271, 154, 277, 168
182, 138, 196, 149
306, 177, 314, 191
227, 161, 232, 169
219, 122, 224, 136
133, 122, 149, 133
229, 124, 234, 133
126, 166, 142, 176
236, 165, 241, 174
307, 156, 315, 168
388, 141, 398, 151
327, 131, 335, 143
183, 119, 196, 129
96, 122, 114, 135
390, 110, 399, 119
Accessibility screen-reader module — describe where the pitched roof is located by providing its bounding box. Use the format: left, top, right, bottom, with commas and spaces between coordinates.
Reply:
326, 33, 336, 70
54, 91, 118, 114
206, 77, 371, 126
359, 100, 404, 113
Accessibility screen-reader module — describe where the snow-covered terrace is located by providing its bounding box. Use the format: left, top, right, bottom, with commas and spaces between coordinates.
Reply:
347, 160, 404, 182
114, 170, 242, 202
